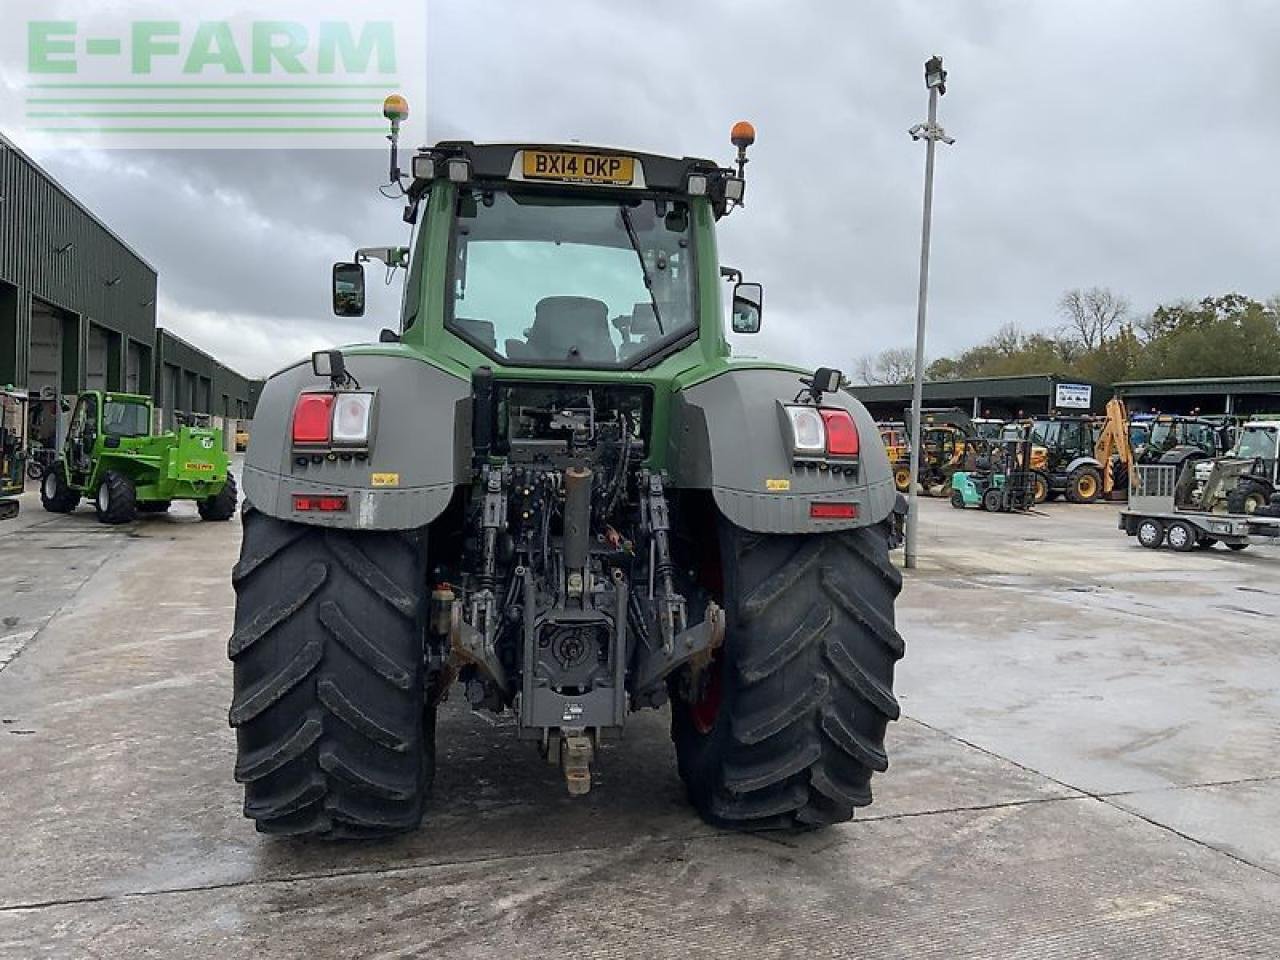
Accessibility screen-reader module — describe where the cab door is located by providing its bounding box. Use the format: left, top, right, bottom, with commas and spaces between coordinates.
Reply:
65, 394, 99, 483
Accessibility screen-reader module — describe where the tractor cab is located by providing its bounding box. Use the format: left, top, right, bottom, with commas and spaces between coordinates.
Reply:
64, 392, 153, 484
1138, 415, 1227, 464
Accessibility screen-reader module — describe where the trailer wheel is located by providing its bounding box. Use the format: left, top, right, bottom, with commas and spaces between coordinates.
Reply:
671, 516, 903, 830
949, 491, 965, 509
40, 466, 79, 513
1066, 466, 1103, 504
95, 471, 137, 525
1166, 520, 1197, 552
198, 472, 238, 521
1136, 518, 1164, 549
229, 506, 433, 838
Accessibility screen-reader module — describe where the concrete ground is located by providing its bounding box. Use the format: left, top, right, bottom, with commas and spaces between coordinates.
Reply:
1, 481, 1278, 958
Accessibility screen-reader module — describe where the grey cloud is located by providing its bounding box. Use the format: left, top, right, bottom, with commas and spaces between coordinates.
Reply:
22, 0, 1280, 377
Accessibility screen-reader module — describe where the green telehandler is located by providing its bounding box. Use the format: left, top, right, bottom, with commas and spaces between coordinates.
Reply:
41, 390, 238, 524
228, 105, 905, 838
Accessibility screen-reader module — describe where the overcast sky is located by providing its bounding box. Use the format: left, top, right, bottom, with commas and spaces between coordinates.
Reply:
20, 0, 1280, 379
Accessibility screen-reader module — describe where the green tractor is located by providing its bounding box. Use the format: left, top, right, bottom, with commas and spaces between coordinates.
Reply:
229, 107, 905, 839
41, 390, 238, 524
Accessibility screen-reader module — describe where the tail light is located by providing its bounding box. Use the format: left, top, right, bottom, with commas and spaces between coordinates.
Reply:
784, 405, 861, 458
820, 409, 859, 456
332, 393, 373, 445
293, 393, 335, 444
292, 391, 375, 448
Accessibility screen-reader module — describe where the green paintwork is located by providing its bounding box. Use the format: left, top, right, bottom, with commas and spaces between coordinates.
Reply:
338, 182, 807, 471
54, 391, 230, 503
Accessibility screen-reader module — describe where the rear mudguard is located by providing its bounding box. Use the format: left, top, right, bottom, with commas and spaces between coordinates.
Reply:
668, 368, 896, 533
1064, 456, 1102, 475
242, 351, 469, 530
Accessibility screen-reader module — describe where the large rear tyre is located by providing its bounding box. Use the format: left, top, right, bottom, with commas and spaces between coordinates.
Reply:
672, 516, 904, 829
199, 472, 239, 521
1066, 466, 1103, 504
1226, 479, 1271, 516
228, 505, 434, 838
95, 471, 137, 524
40, 465, 79, 513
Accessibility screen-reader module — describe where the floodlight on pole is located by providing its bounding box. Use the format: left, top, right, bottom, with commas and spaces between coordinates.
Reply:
904, 56, 954, 571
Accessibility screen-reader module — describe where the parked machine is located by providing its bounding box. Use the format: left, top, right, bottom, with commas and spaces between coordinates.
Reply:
41, 390, 237, 524
1190, 419, 1280, 514
949, 437, 1036, 513
1135, 415, 1229, 466
226, 111, 905, 838
0, 387, 28, 521
1121, 463, 1279, 552
878, 420, 912, 492
903, 408, 977, 497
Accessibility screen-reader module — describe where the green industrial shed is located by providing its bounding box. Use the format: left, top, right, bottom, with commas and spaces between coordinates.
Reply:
0, 133, 258, 448
849, 374, 1109, 421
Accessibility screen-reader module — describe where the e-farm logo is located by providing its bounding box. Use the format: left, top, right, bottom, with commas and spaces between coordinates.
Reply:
4, 1, 426, 149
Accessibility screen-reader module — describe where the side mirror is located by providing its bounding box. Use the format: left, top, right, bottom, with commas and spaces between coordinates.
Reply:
332, 262, 366, 317
731, 281, 763, 334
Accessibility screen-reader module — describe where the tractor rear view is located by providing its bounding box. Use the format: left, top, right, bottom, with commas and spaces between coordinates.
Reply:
41, 390, 237, 524
227, 106, 906, 839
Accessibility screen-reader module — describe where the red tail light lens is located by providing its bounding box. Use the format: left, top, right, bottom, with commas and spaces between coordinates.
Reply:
820, 409, 859, 456
292, 393, 335, 444
293, 494, 348, 512
810, 502, 858, 519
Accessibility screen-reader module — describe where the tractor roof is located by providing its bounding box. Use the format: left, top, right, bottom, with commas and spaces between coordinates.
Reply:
423, 141, 724, 195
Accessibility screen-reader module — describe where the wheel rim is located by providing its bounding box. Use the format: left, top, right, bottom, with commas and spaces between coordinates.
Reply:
1078, 475, 1097, 499
1168, 525, 1189, 548
689, 650, 724, 735
43, 472, 56, 498
894, 468, 911, 491
1035, 478, 1047, 502
1140, 522, 1160, 545
97, 483, 110, 512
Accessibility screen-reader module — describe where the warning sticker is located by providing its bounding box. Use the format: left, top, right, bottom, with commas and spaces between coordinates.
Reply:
371, 472, 400, 487
765, 478, 791, 492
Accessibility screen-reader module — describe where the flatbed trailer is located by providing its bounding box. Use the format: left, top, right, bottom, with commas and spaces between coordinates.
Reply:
1119, 464, 1280, 552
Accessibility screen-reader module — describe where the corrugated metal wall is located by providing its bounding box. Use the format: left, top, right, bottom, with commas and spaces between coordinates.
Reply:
0, 134, 158, 393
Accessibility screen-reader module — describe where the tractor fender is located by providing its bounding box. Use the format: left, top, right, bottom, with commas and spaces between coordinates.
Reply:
668, 367, 896, 533
242, 351, 469, 530
1065, 456, 1102, 475
1157, 447, 1206, 468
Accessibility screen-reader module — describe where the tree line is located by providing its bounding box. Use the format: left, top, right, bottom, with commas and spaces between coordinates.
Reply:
854, 289, 1280, 386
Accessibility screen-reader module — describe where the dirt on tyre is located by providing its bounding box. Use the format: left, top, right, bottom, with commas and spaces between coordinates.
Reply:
95, 470, 137, 524
1066, 466, 1102, 504
671, 516, 904, 829
199, 472, 239, 521
40, 466, 79, 513
228, 505, 434, 838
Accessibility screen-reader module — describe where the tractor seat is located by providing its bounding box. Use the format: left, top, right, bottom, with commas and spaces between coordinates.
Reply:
526, 297, 616, 363
618, 302, 663, 358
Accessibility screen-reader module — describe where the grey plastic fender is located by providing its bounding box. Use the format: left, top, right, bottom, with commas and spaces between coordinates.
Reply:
668, 368, 896, 533
243, 352, 470, 530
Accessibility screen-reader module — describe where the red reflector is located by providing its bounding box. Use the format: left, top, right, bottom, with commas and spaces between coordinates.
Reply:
293, 494, 348, 512
820, 408, 859, 456
810, 502, 858, 520
292, 393, 335, 444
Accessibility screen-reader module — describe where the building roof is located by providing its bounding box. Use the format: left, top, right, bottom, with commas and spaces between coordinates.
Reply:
1114, 376, 1280, 397
849, 373, 1104, 402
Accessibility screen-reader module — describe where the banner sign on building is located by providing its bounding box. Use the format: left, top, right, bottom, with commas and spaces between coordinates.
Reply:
1055, 383, 1093, 410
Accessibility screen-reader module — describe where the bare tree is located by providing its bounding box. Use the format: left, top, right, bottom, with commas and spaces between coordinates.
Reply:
991, 322, 1023, 357
853, 346, 916, 384
1058, 287, 1130, 351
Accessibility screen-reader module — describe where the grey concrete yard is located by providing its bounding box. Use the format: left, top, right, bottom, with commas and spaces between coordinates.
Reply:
1, 481, 1278, 958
